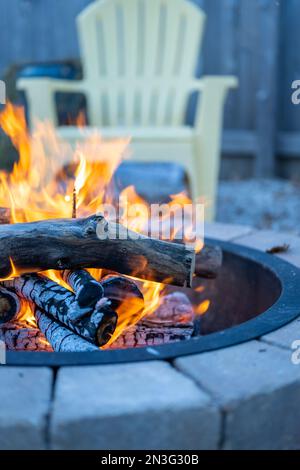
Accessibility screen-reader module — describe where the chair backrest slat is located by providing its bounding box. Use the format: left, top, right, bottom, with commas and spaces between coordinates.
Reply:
77, 0, 205, 126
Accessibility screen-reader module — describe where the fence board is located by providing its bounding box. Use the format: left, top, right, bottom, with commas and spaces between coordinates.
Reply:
255, 0, 280, 176
0, 0, 299, 173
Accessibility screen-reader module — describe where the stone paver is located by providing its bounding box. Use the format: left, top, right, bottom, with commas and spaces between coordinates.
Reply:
262, 318, 300, 350
234, 229, 300, 267
51, 361, 220, 450
205, 222, 254, 241
0, 367, 53, 450
175, 341, 300, 449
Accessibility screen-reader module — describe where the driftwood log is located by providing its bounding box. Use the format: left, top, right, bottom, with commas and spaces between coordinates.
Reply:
0, 321, 52, 351
0, 214, 195, 287
34, 309, 99, 352
109, 292, 195, 349
2, 274, 117, 346
0, 286, 21, 324
0, 207, 222, 281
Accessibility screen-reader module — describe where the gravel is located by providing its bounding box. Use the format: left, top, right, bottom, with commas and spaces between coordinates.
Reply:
217, 179, 300, 234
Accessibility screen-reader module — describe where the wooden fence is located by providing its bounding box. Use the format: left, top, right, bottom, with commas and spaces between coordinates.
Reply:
0, 0, 299, 177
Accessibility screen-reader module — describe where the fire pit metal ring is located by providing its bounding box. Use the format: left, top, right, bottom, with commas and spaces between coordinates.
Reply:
6, 239, 300, 366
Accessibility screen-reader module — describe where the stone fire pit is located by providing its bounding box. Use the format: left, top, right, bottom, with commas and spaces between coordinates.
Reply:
1, 223, 300, 450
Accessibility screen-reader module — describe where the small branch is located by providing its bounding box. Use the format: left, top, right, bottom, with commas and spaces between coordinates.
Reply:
72, 186, 77, 219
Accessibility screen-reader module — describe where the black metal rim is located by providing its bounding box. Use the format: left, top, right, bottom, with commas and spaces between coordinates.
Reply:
5, 238, 300, 366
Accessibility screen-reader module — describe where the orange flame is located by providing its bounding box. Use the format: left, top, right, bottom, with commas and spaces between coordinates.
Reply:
195, 299, 211, 316
0, 257, 22, 281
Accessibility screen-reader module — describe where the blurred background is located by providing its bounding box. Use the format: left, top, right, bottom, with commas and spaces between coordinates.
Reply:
0, 0, 299, 232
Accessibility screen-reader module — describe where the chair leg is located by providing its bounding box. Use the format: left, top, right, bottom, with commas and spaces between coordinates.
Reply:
191, 142, 218, 223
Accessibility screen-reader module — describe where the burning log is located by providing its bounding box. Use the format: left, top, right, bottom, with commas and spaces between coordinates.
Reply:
101, 274, 144, 311
0, 214, 195, 287
0, 208, 222, 282
0, 321, 52, 351
0, 286, 21, 324
62, 269, 104, 313
34, 309, 99, 352
62, 270, 144, 323
2, 274, 117, 346
109, 292, 194, 349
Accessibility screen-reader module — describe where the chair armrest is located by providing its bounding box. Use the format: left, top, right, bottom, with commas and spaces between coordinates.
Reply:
189, 75, 238, 92
192, 75, 238, 132
17, 77, 86, 127
190, 76, 238, 220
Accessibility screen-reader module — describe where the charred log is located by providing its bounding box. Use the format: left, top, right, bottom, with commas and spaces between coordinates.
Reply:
0, 287, 21, 324
101, 274, 144, 311
2, 274, 117, 346
34, 309, 99, 352
109, 323, 194, 349
61, 269, 104, 320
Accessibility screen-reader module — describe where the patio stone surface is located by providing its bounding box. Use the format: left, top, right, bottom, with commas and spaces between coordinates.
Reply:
261, 318, 300, 350
234, 229, 300, 267
0, 367, 53, 449
175, 341, 300, 449
50, 361, 220, 450
205, 222, 254, 241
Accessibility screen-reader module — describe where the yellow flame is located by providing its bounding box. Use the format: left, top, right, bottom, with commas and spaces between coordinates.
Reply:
0, 102, 209, 347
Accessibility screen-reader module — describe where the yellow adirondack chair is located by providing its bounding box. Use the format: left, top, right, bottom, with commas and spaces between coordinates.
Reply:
17, 0, 237, 220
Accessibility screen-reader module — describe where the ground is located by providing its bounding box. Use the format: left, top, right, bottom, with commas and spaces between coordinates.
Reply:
217, 178, 300, 234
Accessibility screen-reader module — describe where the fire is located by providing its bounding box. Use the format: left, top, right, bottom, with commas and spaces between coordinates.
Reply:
104, 279, 165, 348
0, 102, 207, 347
0, 103, 129, 222
195, 299, 211, 316
0, 257, 21, 281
